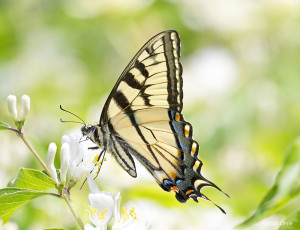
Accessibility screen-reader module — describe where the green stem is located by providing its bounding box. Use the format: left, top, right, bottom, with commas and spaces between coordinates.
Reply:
7, 126, 84, 229
7, 127, 52, 177
19, 132, 52, 177
62, 189, 85, 230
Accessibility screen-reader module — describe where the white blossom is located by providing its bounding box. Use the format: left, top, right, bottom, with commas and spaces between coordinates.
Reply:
62, 134, 99, 182
86, 175, 147, 230
7, 95, 18, 121
20, 95, 30, 121
86, 174, 115, 230
46, 142, 58, 184
60, 142, 70, 184
111, 194, 138, 230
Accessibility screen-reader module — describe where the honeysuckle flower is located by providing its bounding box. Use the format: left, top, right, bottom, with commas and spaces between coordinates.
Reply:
7, 95, 18, 121
60, 142, 70, 184
20, 95, 30, 121
85, 174, 115, 230
111, 195, 138, 230
62, 134, 99, 182
46, 142, 58, 184
86, 174, 148, 230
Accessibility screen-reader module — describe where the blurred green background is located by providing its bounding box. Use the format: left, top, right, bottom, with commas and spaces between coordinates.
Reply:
1, 0, 300, 229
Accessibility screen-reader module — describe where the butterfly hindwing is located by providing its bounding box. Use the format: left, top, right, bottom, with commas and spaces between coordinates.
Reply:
107, 108, 227, 211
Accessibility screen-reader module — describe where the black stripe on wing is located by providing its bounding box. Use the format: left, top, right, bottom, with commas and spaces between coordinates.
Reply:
109, 133, 137, 178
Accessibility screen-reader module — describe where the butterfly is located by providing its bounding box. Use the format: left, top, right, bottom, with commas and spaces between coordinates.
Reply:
80, 30, 228, 213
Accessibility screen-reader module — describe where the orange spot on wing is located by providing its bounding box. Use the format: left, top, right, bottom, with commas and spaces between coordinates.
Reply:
185, 190, 194, 195
194, 160, 200, 168
169, 171, 177, 180
170, 186, 179, 193
184, 127, 189, 136
191, 143, 197, 154
175, 113, 180, 121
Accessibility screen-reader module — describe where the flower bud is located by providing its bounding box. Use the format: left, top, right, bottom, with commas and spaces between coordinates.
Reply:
60, 142, 70, 184
46, 142, 58, 184
7, 95, 18, 121
20, 95, 30, 121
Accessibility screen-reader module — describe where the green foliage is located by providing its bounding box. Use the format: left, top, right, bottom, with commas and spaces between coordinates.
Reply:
0, 188, 49, 224
0, 168, 55, 224
8, 168, 55, 191
0, 121, 9, 130
279, 210, 300, 230
236, 137, 300, 228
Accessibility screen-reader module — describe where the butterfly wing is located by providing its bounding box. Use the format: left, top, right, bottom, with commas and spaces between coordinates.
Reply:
108, 108, 227, 212
99, 30, 227, 210
100, 30, 182, 125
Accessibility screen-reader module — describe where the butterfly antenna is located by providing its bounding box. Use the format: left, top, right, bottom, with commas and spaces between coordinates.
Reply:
60, 119, 85, 125
60, 105, 86, 125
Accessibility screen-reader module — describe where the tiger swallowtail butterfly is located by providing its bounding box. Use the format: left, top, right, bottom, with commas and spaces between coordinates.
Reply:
80, 30, 228, 213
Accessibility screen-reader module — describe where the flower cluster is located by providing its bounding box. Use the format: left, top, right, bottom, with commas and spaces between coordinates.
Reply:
46, 134, 100, 188
7, 94, 30, 130
85, 174, 150, 230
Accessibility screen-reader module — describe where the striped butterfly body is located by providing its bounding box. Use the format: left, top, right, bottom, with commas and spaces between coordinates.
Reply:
81, 30, 228, 213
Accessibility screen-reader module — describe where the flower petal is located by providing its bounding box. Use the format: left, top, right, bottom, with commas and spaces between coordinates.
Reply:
46, 142, 58, 184
7, 95, 18, 121
20, 95, 30, 121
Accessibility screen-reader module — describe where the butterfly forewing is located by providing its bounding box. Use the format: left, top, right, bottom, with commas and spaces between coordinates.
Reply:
93, 30, 227, 212
100, 30, 183, 125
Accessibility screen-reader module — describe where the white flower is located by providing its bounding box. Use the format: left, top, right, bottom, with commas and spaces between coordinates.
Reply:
111, 201, 138, 230
86, 175, 147, 230
85, 174, 115, 230
7, 95, 18, 121
20, 95, 30, 121
62, 134, 99, 182
60, 142, 70, 184
111, 184, 139, 230
46, 142, 58, 184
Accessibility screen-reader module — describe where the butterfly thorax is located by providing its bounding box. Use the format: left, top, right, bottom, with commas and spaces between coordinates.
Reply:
81, 124, 109, 149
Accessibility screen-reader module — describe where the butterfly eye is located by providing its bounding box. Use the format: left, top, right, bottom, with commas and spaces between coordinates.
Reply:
81, 126, 90, 135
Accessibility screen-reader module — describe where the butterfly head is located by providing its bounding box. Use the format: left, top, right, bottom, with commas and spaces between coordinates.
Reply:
81, 124, 97, 140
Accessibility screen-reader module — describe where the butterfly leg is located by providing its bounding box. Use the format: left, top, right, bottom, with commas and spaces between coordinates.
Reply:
88, 146, 100, 150
94, 148, 107, 178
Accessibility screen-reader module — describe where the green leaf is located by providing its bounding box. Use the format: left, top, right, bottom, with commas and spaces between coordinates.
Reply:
0, 121, 10, 130
236, 137, 300, 229
0, 187, 49, 224
278, 210, 300, 230
8, 168, 55, 191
